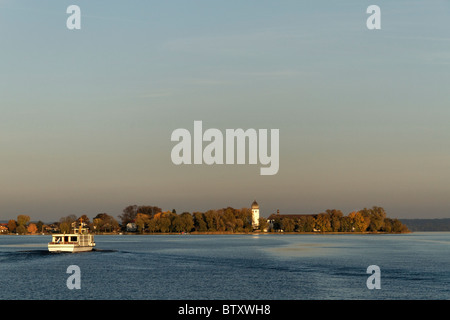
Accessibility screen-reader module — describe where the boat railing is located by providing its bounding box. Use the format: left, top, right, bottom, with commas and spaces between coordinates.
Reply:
48, 241, 79, 245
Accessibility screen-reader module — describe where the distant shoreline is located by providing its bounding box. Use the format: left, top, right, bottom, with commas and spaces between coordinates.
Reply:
0, 230, 414, 236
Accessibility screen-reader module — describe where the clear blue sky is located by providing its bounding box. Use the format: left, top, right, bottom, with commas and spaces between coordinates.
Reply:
1, 0, 450, 221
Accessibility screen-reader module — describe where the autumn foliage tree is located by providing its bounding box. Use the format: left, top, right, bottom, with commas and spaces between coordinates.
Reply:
3, 205, 408, 235
269, 206, 408, 233
93, 213, 119, 233
27, 223, 38, 234
119, 205, 253, 233
348, 211, 370, 232
8, 220, 17, 233
59, 215, 77, 233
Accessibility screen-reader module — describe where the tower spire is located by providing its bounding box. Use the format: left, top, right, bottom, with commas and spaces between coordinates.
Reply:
251, 200, 260, 230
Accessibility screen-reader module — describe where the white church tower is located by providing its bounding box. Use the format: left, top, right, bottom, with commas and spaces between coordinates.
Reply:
251, 200, 260, 230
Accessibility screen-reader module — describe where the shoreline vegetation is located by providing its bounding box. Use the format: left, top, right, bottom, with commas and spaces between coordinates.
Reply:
1, 205, 410, 235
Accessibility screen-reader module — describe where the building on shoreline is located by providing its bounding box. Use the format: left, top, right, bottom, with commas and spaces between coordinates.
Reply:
251, 200, 260, 230
126, 222, 137, 232
0, 223, 8, 233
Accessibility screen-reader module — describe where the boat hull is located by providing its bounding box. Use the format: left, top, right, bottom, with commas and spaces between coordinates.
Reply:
48, 243, 95, 253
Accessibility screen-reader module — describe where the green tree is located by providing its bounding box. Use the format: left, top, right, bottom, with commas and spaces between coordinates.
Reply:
93, 213, 119, 233
17, 215, 30, 227
158, 217, 171, 233
215, 211, 226, 231
235, 218, 244, 232
391, 218, 409, 233
383, 218, 393, 233
315, 213, 331, 232
135, 213, 150, 233
179, 212, 194, 232
16, 225, 27, 235
258, 217, 269, 232
222, 207, 237, 232
369, 206, 387, 232
339, 216, 353, 232
237, 208, 253, 232
171, 216, 184, 232
348, 211, 369, 232
170, 212, 193, 233
325, 209, 343, 232
36, 220, 44, 233
296, 216, 315, 232
59, 215, 77, 233
152, 211, 175, 233
281, 217, 295, 232
193, 212, 207, 232
147, 218, 158, 233
271, 214, 282, 231
204, 210, 217, 231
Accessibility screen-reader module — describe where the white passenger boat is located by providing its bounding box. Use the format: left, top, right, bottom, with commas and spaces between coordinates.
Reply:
48, 219, 95, 253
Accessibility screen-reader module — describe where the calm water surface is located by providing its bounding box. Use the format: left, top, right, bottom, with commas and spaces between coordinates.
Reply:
0, 232, 449, 300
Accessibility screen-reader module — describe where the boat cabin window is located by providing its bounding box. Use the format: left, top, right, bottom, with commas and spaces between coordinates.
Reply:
64, 236, 69, 242
70, 236, 78, 242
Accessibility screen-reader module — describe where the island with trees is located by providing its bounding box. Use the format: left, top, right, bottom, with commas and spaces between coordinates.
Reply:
1, 205, 409, 235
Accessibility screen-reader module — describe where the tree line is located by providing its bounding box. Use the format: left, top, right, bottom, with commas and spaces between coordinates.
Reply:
269, 207, 409, 233
3, 213, 120, 235
119, 205, 254, 233
3, 215, 41, 234
2, 205, 409, 234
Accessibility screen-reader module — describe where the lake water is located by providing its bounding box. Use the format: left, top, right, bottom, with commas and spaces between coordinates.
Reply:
0, 232, 449, 300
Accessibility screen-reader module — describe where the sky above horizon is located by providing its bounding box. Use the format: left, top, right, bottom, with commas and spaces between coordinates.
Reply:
1, 0, 450, 221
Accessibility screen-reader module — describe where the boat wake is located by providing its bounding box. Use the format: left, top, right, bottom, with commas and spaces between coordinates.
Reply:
0, 250, 53, 263
18, 249, 53, 255
0, 248, 121, 264
92, 248, 118, 253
